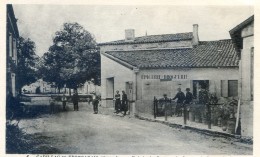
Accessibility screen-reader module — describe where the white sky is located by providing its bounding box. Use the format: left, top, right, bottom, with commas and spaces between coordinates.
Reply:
13, 5, 253, 56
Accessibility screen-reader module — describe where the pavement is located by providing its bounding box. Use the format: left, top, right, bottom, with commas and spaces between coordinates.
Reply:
18, 101, 253, 155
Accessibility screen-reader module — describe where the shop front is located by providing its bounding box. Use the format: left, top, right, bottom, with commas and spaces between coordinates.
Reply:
135, 68, 239, 117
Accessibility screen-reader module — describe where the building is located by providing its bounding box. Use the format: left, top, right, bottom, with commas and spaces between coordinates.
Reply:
22, 79, 53, 94
99, 25, 239, 113
76, 81, 101, 95
230, 15, 254, 137
6, 4, 19, 97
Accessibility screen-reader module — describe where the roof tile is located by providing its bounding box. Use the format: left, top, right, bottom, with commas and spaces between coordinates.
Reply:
105, 39, 238, 69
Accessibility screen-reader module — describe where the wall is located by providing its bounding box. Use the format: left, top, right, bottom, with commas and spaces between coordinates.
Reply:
136, 68, 239, 101
100, 40, 192, 53
101, 54, 134, 107
134, 67, 239, 117
240, 22, 254, 137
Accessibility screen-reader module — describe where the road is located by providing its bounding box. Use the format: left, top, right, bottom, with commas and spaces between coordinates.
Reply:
18, 102, 252, 155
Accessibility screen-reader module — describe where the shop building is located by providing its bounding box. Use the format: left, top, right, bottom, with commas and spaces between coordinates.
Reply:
99, 25, 239, 115
6, 4, 19, 97
230, 15, 254, 137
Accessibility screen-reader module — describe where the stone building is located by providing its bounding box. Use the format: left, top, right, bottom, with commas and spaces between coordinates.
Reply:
6, 4, 19, 97
230, 15, 254, 137
99, 25, 239, 117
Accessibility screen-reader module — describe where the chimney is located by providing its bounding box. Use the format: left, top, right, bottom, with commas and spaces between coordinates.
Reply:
192, 24, 199, 46
125, 29, 135, 41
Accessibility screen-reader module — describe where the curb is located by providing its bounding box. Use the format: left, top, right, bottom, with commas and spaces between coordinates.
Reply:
135, 114, 253, 145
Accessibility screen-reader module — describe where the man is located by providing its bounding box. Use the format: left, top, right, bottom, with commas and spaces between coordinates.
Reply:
172, 88, 185, 116
61, 92, 67, 111
184, 88, 193, 104
92, 94, 100, 114
72, 90, 79, 111
161, 94, 172, 117
121, 91, 128, 116
114, 90, 121, 114
184, 88, 193, 121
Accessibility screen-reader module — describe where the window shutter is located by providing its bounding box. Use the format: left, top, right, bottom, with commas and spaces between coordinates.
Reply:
221, 80, 228, 97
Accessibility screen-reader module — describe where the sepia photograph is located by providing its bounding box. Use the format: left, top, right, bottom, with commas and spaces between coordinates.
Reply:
3, 1, 255, 155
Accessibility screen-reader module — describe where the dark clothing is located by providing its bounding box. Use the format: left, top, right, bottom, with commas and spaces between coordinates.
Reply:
93, 98, 99, 114
72, 93, 79, 111
198, 90, 209, 105
173, 91, 185, 116
121, 93, 128, 115
185, 92, 193, 104
62, 101, 66, 111
115, 94, 121, 113
172, 92, 185, 103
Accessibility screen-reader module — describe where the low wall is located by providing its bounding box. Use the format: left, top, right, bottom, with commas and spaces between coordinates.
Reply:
135, 100, 154, 118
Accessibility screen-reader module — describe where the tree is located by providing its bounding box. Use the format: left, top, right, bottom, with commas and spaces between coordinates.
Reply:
40, 22, 100, 92
16, 37, 39, 94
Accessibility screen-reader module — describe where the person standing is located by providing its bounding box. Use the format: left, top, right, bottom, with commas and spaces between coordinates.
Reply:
184, 88, 193, 104
114, 90, 121, 114
72, 90, 79, 111
61, 93, 67, 111
172, 88, 185, 116
184, 88, 193, 122
92, 94, 100, 114
121, 91, 128, 116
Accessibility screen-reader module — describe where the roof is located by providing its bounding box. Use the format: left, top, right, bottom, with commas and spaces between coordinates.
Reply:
229, 15, 254, 36
229, 15, 254, 51
7, 4, 19, 38
99, 32, 193, 46
104, 39, 238, 69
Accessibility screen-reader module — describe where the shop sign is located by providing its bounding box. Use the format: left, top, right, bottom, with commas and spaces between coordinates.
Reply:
141, 74, 188, 81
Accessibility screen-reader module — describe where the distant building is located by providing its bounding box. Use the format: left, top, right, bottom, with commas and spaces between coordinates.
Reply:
99, 25, 239, 110
6, 4, 19, 97
230, 15, 254, 137
74, 81, 101, 95
22, 79, 53, 94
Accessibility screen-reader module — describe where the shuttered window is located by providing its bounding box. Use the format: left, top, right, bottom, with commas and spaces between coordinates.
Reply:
221, 80, 238, 97
228, 80, 238, 97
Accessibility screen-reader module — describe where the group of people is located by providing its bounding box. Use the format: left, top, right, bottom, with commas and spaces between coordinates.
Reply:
162, 88, 193, 117
60, 90, 100, 114
162, 86, 209, 117
114, 90, 128, 116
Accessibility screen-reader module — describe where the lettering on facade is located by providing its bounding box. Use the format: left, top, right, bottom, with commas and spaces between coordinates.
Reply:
141, 74, 188, 80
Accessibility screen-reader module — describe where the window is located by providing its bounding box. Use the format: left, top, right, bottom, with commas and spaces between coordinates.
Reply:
9, 33, 13, 57
228, 80, 238, 97
221, 80, 238, 97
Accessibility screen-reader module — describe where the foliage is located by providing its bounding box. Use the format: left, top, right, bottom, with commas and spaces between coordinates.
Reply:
16, 37, 39, 93
40, 22, 100, 89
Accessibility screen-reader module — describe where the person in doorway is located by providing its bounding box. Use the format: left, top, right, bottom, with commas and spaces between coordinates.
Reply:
184, 88, 193, 104
92, 94, 100, 114
72, 90, 79, 111
61, 93, 67, 111
198, 85, 209, 105
114, 90, 121, 114
172, 88, 185, 116
184, 88, 193, 120
121, 91, 128, 116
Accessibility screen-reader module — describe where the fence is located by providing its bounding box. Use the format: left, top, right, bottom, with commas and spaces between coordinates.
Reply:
136, 98, 240, 134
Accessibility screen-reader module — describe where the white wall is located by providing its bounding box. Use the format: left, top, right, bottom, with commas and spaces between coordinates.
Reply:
240, 22, 254, 137
136, 68, 239, 100
100, 40, 192, 53
101, 54, 134, 104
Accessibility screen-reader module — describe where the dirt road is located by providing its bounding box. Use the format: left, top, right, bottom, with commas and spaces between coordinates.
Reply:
18, 102, 252, 155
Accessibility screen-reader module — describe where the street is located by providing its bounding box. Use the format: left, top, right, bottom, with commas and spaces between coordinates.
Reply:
18, 102, 252, 155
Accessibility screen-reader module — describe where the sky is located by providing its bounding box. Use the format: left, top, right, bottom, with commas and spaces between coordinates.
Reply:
13, 5, 253, 57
